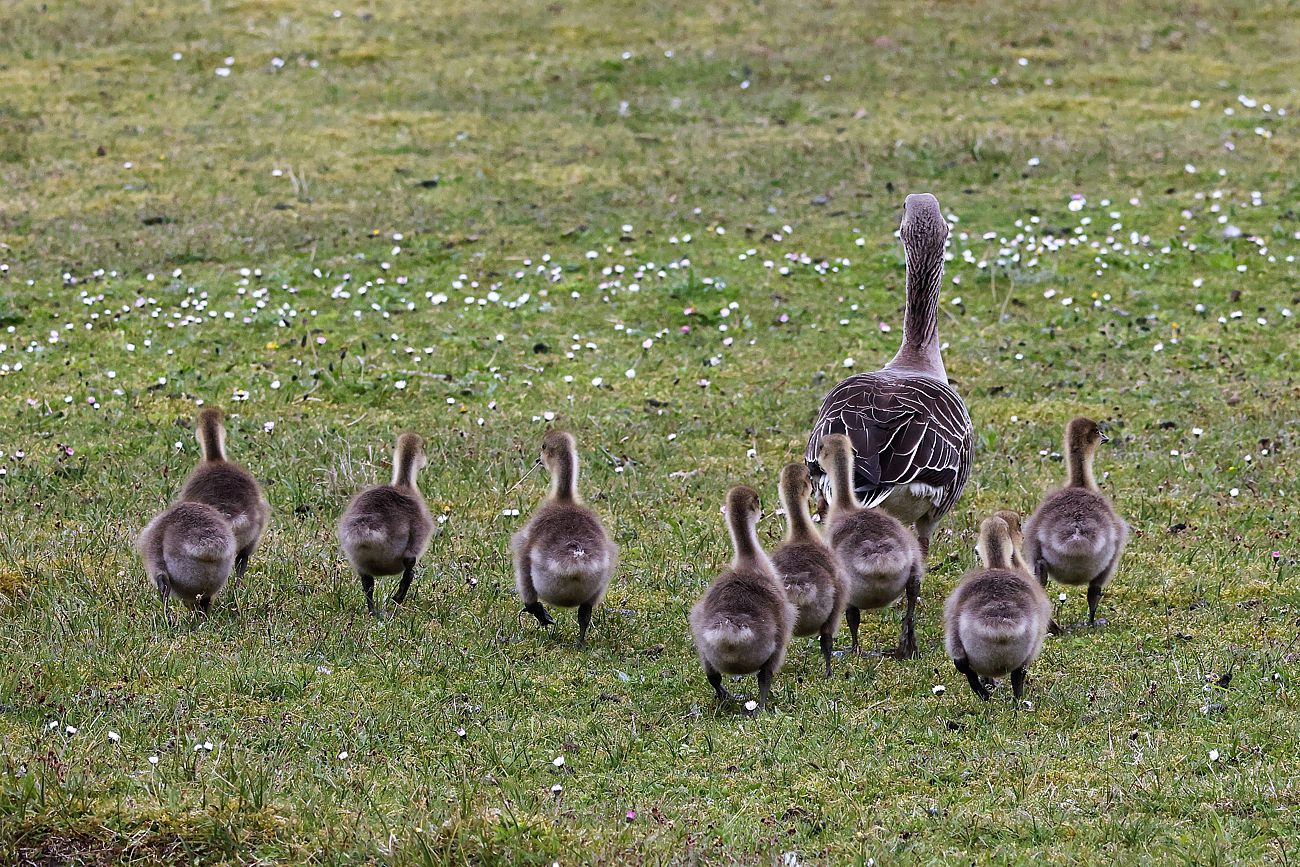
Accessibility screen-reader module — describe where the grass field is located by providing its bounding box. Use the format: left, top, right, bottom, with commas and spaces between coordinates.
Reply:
2, 0, 1299, 862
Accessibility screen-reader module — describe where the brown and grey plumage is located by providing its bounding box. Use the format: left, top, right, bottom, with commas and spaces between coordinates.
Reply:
805, 193, 973, 561
817, 433, 925, 658
944, 515, 1052, 701
1023, 417, 1129, 629
179, 407, 270, 582
511, 431, 617, 647
689, 486, 796, 712
768, 463, 847, 676
338, 432, 435, 616
137, 501, 237, 617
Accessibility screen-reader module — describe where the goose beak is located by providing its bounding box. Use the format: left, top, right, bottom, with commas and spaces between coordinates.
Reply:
1098, 431, 1111, 444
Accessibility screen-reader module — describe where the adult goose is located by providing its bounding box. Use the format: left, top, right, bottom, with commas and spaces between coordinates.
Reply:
805, 193, 973, 559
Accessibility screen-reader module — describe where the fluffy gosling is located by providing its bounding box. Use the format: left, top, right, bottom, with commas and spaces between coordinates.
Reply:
179, 407, 270, 581
690, 486, 796, 712
137, 501, 237, 617
944, 515, 1052, 701
817, 434, 925, 658
1023, 417, 1129, 629
338, 433, 435, 615
511, 431, 617, 647
769, 463, 847, 676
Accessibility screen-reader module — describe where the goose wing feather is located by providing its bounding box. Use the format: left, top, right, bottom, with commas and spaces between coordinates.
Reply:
805, 372, 972, 516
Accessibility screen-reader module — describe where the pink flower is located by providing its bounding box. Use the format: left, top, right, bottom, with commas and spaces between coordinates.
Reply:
625, 810, 636, 822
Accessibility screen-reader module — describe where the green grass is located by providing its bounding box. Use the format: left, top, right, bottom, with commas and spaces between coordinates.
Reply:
1, 0, 1299, 862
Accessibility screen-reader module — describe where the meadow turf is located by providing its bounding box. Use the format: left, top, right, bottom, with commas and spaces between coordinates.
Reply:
1, 0, 1299, 862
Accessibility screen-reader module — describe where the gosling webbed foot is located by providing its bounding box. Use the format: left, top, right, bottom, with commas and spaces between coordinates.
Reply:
523, 602, 556, 627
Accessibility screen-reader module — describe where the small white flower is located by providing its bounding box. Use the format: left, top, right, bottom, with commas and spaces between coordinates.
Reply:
931, 685, 946, 695
393, 380, 407, 390
843, 357, 855, 368
552, 755, 565, 768
551, 783, 563, 794
148, 755, 159, 765
338, 751, 348, 760
65, 725, 78, 735
1058, 592, 1067, 602
744, 700, 758, 711
1229, 488, 1239, 497
108, 731, 121, 743
625, 368, 636, 379
1209, 749, 1220, 762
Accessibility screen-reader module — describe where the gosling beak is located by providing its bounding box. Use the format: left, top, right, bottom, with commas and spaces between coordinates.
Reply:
1098, 431, 1111, 444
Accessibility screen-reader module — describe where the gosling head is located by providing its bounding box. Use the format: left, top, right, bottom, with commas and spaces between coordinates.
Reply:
779, 463, 813, 502
539, 430, 577, 471
975, 515, 1016, 571
993, 509, 1025, 550
725, 485, 762, 525
900, 193, 949, 258
816, 433, 854, 471
394, 431, 428, 469
1065, 416, 1109, 454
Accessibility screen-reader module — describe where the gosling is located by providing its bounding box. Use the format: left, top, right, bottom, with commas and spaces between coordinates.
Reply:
690, 486, 795, 712
994, 509, 1032, 576
511, 431, 617, 647
1023, 417, 1129, 628
179, 407, 270, 581
338, 433, 435, 616
817, 434, 925, 658
769, 463, 846, 676
137, 501, 237, 617
944, 514, 1052, 701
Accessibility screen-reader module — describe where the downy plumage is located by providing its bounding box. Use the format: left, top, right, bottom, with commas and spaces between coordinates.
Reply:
944, 515, 1052, 700
511, 431, 617, 647
818, 434, 925, 658
1023, 417, 1129, 628
179, 407, 270, 581
769, 463, 847, 676
690, 486, 796, 712
339, 432, 435, 615
137, 501, 237, 617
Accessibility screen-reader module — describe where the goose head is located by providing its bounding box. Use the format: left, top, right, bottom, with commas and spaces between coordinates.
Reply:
900, 193, 949, 260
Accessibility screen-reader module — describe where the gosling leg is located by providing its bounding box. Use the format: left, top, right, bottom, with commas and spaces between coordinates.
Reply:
360, 574, 377, 616
846, 605, 861, 654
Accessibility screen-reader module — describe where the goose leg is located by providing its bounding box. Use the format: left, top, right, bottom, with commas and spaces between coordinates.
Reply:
894, 564, 922, 660
954, 657, 991, 701
360, 574, 377, 616
819, 625, 835, 677
575, 601, 594, 648
1037, 558, 1063, 635
756, 661, 776, 714
705, 662, 738, 704
195, 595, 212, 618
1011, 666, 1027, 701
524, 601, 556, 627
1086, 580, 1104, 626
234, 545, 253, 583
156, 573, 173, 625
845, 606, 862, 654
392, 559, 416, 605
